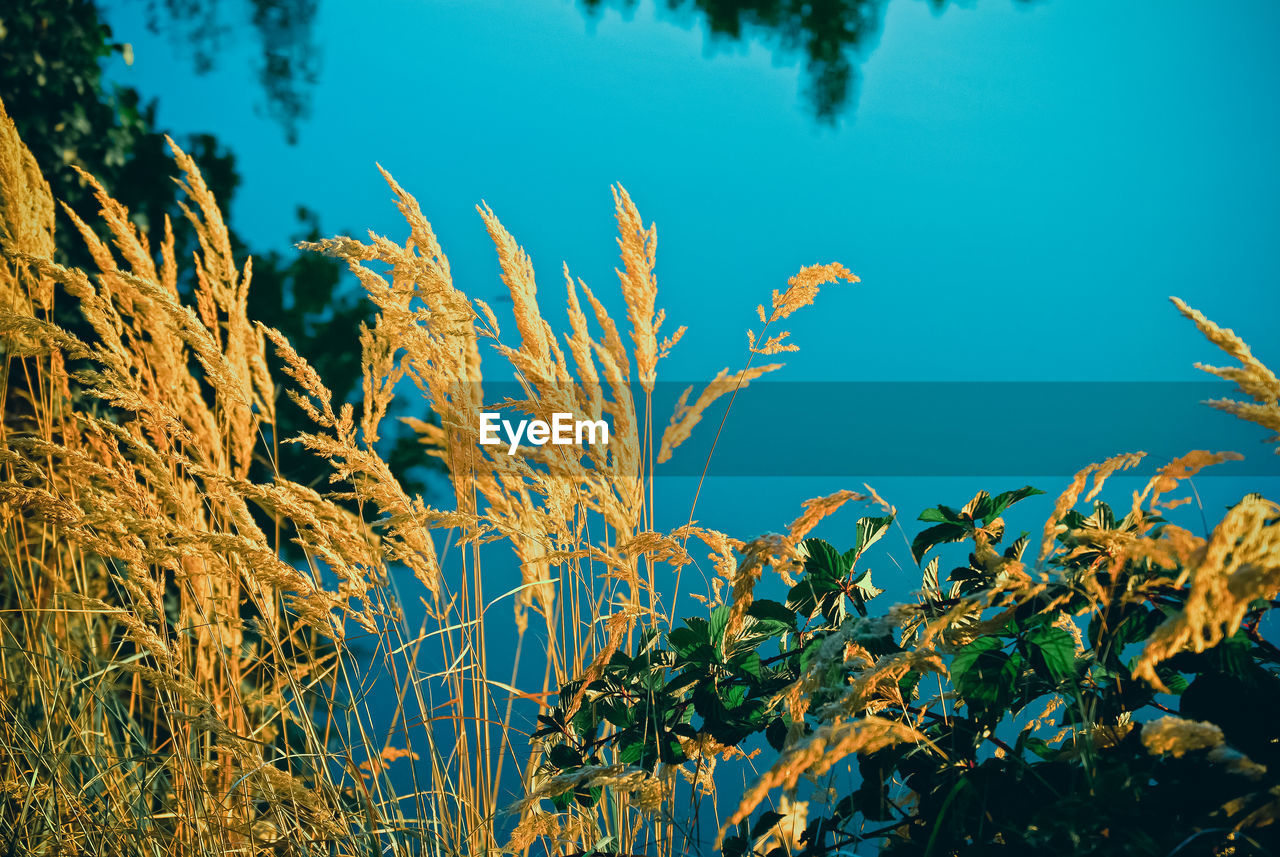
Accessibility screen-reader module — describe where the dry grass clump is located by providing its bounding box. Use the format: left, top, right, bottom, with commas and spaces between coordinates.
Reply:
0, 93, 393, 855
0, 86, 861, 855
1172, 295, 1280, 445
1141, 716, 1226, 757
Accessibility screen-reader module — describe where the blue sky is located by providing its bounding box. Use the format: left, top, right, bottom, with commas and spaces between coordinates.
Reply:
101, 0, 1280, 386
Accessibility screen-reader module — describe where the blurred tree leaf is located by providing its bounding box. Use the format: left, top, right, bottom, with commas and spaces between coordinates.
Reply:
577, 0, 1040, 125
0, 0, 434, 552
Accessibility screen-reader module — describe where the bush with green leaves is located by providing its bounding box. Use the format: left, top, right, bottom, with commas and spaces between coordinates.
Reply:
532, 476, 1280, 856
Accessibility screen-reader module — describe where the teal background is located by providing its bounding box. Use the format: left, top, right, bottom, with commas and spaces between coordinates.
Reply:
100, 0, 1279, 383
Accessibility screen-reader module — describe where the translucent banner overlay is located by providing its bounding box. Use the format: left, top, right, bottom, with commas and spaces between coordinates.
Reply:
467, 381, 1278, 477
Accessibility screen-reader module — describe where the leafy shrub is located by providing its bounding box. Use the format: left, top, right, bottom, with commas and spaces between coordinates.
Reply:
534, 474, 1280, 855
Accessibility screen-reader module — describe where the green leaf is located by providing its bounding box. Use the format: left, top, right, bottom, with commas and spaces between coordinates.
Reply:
918, 505, 962, 524
742, 618, 792, 644
1023, 735, 1055, 760
1026, 624, 1076, 684
618, 738, 644, 765
723, 684, 748, 710
849, 569, 885, 616
854, 514, 895, 555
765, 717, 789, 751
851, 569, 884, 601
1212, 629, 1253, 678
747, 599, 798, 629
668, 626, 707, 660
709, 604, 731, 653
601, 700, 635, 729
985, 486, 1044, 522
1114, 608, 1165, 647
663, 668, 703, 697
671, 722, 699, 739
952, 637, 1018, 719
786, 574, 841, 619
728, 650, 763, 682
548, 743, 582, 769
575, 784, 602, 808
963, 491, 992, 521
961, 651, 1018, 720
799, 538, 845, 579
1086, 500, 1116, 530
662, 733, 688, 764
1156, 667, 1189, 695
1003, 532, 1030, 561
721, 835, 748, 857
911, 522, 969, 564
744, 600, 797, 640
950, 636, 1002, 688
921, 556, 942, 600
751, 811, 785, 839
569, 706, 599, 741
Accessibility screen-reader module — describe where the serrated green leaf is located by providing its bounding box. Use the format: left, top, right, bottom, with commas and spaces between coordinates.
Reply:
1156, 667, 1189, 695
855, 514, 895, 555
618, 738, 644, 764
962, 491, 992, 521
751, 811, 785, 839
765, 717, 789, 751
911, 522, 969, 564
921, 556, 941, 600
548, 743, 582, 769
667, 626, 704, 659
986, 485, 1044, 522
1023, 735, 1054, 760
728, 650, 763, 682
1026, 624, 1076, 684
851, 569, 884, 601
722, 835, 748, 857
709, 604, 731, 652
918, 506, 962, 524
748, 599, 797, 630
950, 636, 1002, 688
786, 574, 841, 619
954, 646, 1018, 719
799, 538, 845, 579
601, 701, 635, 729
1004, 532, 1030, 561
849, 569, 885, 616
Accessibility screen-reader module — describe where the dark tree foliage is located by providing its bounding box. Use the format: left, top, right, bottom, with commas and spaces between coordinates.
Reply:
0, 0, 430, 539
141, 0, 320, 143
0, 0, 237, 271
577, 0, 1038, 124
